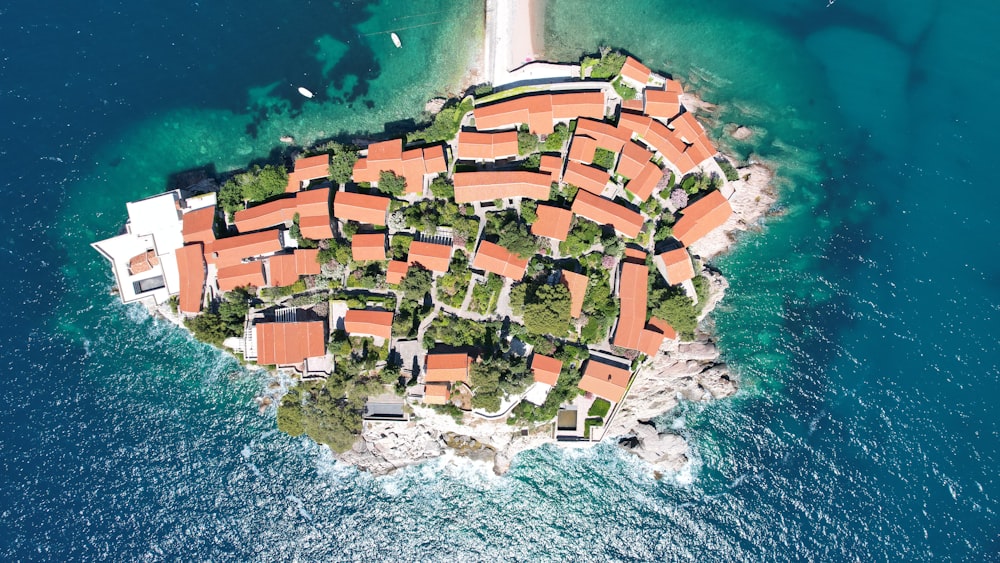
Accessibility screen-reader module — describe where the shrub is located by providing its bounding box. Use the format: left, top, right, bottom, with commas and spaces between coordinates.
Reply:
218, 165, 288, 214
518, 126, 539, 155
716, 157, 740, 182
409, 97, 474, 143
327, 144, 359, 185
378, 170, 407, 197
593, 148, 617, 171
429, 175, 454, 199
520, 200, 538, 223
541, 123, 569, 152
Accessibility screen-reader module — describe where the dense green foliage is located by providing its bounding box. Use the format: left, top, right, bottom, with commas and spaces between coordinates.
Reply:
378, 170, 407, 197
323, 143, 359, 185
409, 97, 474, 143
517, 126, 539, 155
436, 250, 471, 308
680, 173, 722, 195
346, 262, 383, 289
389, 233, 413, 260
520, 200, 538, 223
484, 210, 538, 259
276, 370, 386, 453
649, 284, 699, 340
218, 165, 289, 214
580, 267, 618, 344
540, 123, 569, 152
559, 218, 602, 256
289, 213, 319, 249
318, 239, 353, 266
260, 279, 307, 300
716, 157, 740, 181
393, 298, 431, 339
422, 314, 499, 349
469, 273, 503, 315
469, 355, 531, 413
184, 287, 253, 347
522, 283, 572, 337
592, 147, 617, 171
429, 175, 454, 199
399, 265, 433, 301
581, 50, 627, 79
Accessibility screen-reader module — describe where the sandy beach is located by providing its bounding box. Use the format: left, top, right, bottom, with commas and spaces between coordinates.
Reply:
485, 0, 546, 86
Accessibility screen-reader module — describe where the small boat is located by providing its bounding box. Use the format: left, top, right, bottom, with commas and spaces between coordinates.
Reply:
391, 32, 401, 48
297, 86, 314, 98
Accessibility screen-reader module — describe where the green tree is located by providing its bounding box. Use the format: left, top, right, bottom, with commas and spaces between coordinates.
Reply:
520, 200, 538, 224
328, 145, 360, 185
523, 283, 572, 336
378, 170, 407, 197
593, 148, 617, 171
399, 266, 433, 301
429, 175, 455, 199
541, 123, 569, 152
218, 164, 289, 214
518, 126, 539, 155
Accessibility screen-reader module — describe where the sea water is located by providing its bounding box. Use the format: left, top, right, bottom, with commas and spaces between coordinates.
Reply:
0, 0, 996, 559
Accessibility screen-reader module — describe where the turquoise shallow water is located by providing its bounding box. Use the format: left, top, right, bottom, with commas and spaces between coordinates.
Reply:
1, 0, 997, 560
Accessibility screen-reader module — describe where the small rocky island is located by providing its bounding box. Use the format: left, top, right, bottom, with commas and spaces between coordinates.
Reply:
93, 47, 775, 477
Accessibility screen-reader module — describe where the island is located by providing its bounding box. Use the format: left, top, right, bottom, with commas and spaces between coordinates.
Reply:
91, 3, 775, 476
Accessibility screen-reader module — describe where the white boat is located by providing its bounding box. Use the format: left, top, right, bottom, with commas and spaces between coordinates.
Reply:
297, 87, 314, 98
391, 32, 401, 48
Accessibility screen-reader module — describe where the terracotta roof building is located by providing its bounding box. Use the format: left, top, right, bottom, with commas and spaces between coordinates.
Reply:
643, 89, 681, 122
344, 309, 394, 340
573, 118, 629, 152
578, 359, 631, 403
298, 214, 334, 240
539, 154, 564, 183
217, 261, 266, 292
333, 191, 390, 226
647, 316, 678, 341
207, 230, 284, 269
233, 188, 331, 239
655, 248, 696, 285
423, 383, 451, 405
351, 139, 448, 195
617, 141, 654, 180
285, 154, 330, 193
256, 321, 326, 366
182, 206, 216, 244
268, 249, 320, 287
531, 204, 573, 241
295, 187, 331, 217
531, 354, 563, 386
453, 171, 552, 203
425, 353, 471, 383
617, 112, 700, 175
560, 269, 589, 319
472, 91, 605, 134
472, 241, 528, 280
351, 233, 387, 261
386, 260, 409, 285
621, 98, 644, 112
611, 260, 648, 351
570, 190, 644, 239
563, 161, 610, 195
407, 241, 452, 273
624, 161, 665, 201
620, 56, 652, 86
568, 134, 598, 163
233, 197, 297, 233
175, 243, 206, 314
456, 130, 519, 161
673, 190, 733, 247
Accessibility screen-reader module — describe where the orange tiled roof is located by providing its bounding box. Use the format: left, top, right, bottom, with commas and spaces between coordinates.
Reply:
550, 91, 605, 120
207, 230, 283, 269
423, 382, 451, 405
456, 130, 519, 160
333, 191, 390, 226
352, 139, 446, 194
256, 321, 326, 366
407, 241, 452, 273
611, 260, 648, 351
233, 197, 298, 233
624, 247, 647, 262
267, 254, 300, 288
344, 309, 393, 340
531, 353, 563, 386
128, 250, 158, 275
182, 206, 216, 244
637, 325, 666, 356
473, 92, 604, 134
568, 135, 598, 163
285, 154, 330, 193
621, 98, 644, 112
217, 261, 266, 292
425, 353, 471, 383
423, 145, 448, 174
295, 248, 320, 275
578, 360, 631, 403
295, 187, 330, 217
472, 241, 528, 280
620, 56, 651, 86
624, 161, 664, 201
673, 190, 733, 247
175, 243, 206, 314
618, 141, 654, 180
617, 111, 652, 138
386, 260, 409, 285
539, 154, 564, 183
574, 118, 629, 152
647, 316, 678, 341
452, 171, 552, 203
643, 89, 681, 122
351, 233, 387, 261
646, 119, 698, 174
531, 204, 573, 241
560, 269, 588, 319
664, 78, 683, 93
656, 248, 695, 285
298, 214, 334, 240
563, 161, 610, 195
570, 190, 644, 239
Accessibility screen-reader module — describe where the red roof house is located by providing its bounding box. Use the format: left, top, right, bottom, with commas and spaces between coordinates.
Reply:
531, 354, 563, 386
570, 190, 644, 239
256, 321, 326, 366
531, 204, 573, 241
425, 353, 471, 383
285, 154, 330, 193
456, 130, 519, 161
624, 161, 664, 201
351, 233, 387, 261
643, 89, 681, 122
407, 241, 452, 273
620, 56, 652, 86
472, 241, 528, 280
563, 161, 610, 195
673, 190, 733, 247
182, 207, 216, 244
578, 360, 631, 403
386, 260, 409, 285
453, 171, 552, 203
611, 260, 649, 352
344, 309, 393, 340
333, 191, 390, 226
560, 269, 588, 319
175, 243, 206, 314
207, 230, 283, 269
217, 261, 266, 292
654, 248, 696, 285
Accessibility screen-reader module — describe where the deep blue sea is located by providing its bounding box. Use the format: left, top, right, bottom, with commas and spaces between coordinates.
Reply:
1, 0, 997, 560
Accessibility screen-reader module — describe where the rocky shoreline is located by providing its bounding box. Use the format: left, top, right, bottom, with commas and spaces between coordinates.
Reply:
338, 154, 777, 477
